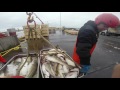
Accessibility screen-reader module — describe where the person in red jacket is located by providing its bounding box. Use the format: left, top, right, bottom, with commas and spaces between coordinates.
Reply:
72, 13, 120, 76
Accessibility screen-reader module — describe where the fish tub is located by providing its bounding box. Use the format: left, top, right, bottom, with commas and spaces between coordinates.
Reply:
39, 48, 82, 78
0, 53, 40, 78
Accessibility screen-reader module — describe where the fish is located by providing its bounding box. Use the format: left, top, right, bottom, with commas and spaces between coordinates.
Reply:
1, 58, 22, 77
27, 56, 32, 65
0, 72, 5, 77
15, 58, 22, 63
57, 64, 65, 78
65, 58, 76, 67
5, 62, 18, 76
48, 52, 58, 55
16, 57, 27, 75
70, 68, 79, 74
50, 62, 58, 75
42, 63, 50, 78
42, 51, 48, 55
43, 50, 58, 55
0, 75, 11, 78
57, 49, 66, 53
32, 71, 38, 78
43, 62, 56, 77
77, 73, 85, 78
47, 51, 58, 55
57, 54, 65, 62
10, 60, 16, 65
19, 56, 32, 77
65, 72, 78, 78
41, 57, 47, 64
49, 49, 56, 52
19, 62, 29, 77
26, 57, 38, 78
57, 54, 64, 57
45, 55, 72, 69
49, 49, 65, 54
13, 58, 22, 65
45, 75, 49, 78
63, 65, 69, 73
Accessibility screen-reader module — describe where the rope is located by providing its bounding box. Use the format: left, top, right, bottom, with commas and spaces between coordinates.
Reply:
17, 12, 37, 74
35, 28, 81, 68
0, 40, 27, 57
32, 12, 81, 68
16, 12, 40, 75
16, 55, 29, 75
33, 12, 44, 24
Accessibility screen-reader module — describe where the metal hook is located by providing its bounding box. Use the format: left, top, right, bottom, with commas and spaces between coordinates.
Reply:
26, 12, 36, 29
26, 12, 34, 23
26, 12, 33, 16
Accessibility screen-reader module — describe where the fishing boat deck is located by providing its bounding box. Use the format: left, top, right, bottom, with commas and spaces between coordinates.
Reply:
3, 30, 119, 78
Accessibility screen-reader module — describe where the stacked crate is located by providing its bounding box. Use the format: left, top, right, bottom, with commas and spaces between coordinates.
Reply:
23, 24, 49, 51
23, 24, 49, 39
23, 24, 41, 39
40, 24, 49, 37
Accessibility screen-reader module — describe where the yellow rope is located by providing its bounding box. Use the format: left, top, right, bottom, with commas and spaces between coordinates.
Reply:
1, 45, 20, 57
0, 40, 27, 57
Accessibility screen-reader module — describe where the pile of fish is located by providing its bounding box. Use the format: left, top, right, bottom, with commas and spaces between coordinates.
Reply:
0, 56, 38, 78
40, 49, 81, 78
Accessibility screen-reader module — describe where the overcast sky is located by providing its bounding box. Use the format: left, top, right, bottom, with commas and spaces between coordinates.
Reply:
0, 12, 120, 32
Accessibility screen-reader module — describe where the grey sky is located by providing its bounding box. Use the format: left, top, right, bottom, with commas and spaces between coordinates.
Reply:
0, 12, 120, 32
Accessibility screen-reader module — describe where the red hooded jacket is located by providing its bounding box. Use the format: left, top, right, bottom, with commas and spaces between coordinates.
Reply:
72, 21, 99, 65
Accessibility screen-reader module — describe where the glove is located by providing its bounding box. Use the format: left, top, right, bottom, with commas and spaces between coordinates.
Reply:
80, 65, 91, 74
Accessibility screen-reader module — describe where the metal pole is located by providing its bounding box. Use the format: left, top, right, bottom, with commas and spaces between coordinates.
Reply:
60, 12, 61, 30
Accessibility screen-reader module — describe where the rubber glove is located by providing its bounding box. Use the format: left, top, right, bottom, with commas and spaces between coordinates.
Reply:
80, 65, 91, 74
